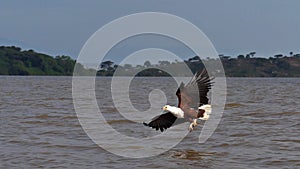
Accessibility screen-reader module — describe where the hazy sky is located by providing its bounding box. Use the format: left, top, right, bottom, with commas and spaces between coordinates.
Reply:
1, 0, 300, 62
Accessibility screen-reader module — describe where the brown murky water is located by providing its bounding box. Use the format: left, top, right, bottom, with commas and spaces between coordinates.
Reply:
0, 76, 299, 168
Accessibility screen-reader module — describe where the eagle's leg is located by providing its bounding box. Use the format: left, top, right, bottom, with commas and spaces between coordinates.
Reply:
188, 119, 198, 132
184, 108, 199, 132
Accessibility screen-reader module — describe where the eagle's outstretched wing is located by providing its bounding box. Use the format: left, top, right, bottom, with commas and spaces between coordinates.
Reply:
143, 112, 177, 132
176, 69, 213, 117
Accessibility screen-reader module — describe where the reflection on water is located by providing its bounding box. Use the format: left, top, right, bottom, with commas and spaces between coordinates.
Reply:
0, 76, 300, 168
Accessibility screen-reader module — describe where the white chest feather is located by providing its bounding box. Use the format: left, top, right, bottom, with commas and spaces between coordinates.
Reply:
168, 106, 185, 118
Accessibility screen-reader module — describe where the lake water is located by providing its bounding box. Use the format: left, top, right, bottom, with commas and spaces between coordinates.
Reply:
0, 76, 299, 168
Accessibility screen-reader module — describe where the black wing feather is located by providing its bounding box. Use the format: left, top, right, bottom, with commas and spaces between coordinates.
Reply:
143, 112, 177, 132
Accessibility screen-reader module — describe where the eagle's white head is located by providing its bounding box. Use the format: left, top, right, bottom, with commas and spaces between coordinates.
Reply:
162, 105, 171, 111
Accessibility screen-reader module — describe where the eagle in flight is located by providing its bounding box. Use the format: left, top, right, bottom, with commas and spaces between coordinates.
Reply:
143, 69, 213, 132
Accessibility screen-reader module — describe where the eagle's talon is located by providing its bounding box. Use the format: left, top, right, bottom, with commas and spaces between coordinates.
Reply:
188, 119, 198, 132
188, 123, 195, 132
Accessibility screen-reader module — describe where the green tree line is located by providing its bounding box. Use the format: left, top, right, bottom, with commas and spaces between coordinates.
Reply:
98, 53, 300, 77
1, 46, 300, 77
0, 46, 77, 75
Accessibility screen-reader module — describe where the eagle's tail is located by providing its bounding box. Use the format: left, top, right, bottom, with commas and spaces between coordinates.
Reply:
198, 104, 211, 120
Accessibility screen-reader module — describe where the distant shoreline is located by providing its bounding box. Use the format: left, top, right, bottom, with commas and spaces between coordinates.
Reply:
1, 46, 300, 77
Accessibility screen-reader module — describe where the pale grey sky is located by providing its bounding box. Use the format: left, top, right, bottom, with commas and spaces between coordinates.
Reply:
1, 0, 299, 62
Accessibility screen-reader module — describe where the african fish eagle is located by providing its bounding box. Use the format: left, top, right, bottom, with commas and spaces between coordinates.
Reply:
143, 69, 213, 132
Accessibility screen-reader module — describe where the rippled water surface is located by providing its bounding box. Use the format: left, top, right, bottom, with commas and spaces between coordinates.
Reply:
1, 76, 299, 168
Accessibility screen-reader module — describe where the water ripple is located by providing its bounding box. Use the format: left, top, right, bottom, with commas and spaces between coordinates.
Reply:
1, 77, 300, 168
